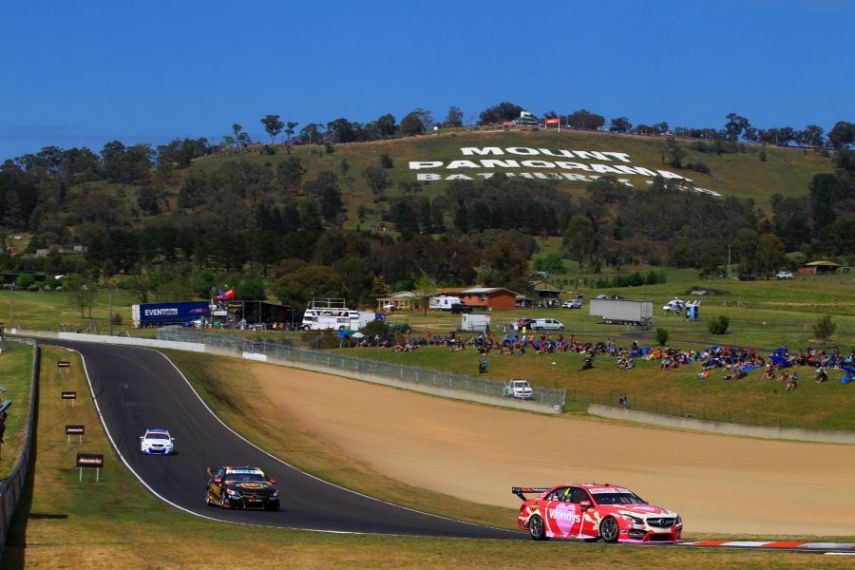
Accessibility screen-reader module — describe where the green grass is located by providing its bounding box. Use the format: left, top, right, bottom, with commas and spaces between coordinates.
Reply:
0, 341, 34, 476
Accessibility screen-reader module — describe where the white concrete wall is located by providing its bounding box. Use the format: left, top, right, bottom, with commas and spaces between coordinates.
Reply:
589, 404, 855, 444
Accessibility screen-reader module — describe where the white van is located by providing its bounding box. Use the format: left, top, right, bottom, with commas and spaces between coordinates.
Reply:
532, 318, 564, 331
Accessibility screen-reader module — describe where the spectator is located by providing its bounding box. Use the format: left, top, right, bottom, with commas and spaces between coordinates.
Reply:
0, 409, 6, 443
619, 393, 629, 409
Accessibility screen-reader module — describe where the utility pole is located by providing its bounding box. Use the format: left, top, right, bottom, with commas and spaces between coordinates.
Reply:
727, 245, 732, 279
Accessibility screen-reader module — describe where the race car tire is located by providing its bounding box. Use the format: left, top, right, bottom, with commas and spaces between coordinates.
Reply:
600, 516, 620, 543
528, 515, 547, 541
264, 500, 280, 511
205, 491, 213, 506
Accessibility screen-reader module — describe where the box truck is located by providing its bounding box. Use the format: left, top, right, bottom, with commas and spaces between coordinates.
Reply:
589, 299, 653, 327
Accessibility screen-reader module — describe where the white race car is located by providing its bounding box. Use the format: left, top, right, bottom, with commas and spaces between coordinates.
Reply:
140, 428, 175, 455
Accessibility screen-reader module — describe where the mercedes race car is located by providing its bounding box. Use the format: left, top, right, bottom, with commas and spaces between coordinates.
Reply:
139, 428, 175, 455
513, 483, 682, 543
206, 466, 280, 511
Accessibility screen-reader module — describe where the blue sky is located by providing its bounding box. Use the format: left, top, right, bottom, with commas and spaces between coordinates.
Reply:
1, 0, 853, 160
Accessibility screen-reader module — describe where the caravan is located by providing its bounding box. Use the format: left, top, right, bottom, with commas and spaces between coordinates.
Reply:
301, 299, 375, 331
429, 295, 463, 311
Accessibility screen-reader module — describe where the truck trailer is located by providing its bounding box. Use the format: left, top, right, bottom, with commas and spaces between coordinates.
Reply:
132, 301, 210, 328
589, 299, 653, 327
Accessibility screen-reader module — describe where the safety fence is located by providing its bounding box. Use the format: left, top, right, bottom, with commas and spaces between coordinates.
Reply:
0, 339, 39, 561
157, 328, 567, 410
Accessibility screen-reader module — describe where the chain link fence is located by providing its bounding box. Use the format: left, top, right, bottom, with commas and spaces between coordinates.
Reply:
157, 328, 567, 410
0, 340, 39, 561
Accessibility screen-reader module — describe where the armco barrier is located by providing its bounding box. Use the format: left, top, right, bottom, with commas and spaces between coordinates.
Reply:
10, 328, 565, 414
0, 340, 39, 562
157, 328, 567, 414
589, 404, 855, 445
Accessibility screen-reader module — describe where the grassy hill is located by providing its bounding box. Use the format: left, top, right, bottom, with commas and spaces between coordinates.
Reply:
60, 129, 830, 236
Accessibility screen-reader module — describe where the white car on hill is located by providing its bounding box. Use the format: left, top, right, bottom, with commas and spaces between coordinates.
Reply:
140, 428, 175, 455
504, 379, 534, 400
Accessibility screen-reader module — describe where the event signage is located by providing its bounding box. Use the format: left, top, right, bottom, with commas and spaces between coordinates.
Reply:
66, 424, 85, 443
61, 391, 76, 400
57, 360, 71, 368
76, 453, 104, 482
408, 146, 721, 197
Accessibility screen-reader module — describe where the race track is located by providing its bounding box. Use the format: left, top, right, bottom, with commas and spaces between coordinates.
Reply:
43, 339, 517, 539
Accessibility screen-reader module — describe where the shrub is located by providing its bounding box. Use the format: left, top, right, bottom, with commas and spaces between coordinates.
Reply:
361, 319, 389, 338
813, 315, 836, 342
707, 315, 730, 335
16, 273, 36, 289
301, 330, 342, 349
656, 328, 669, 346
379, 154, 394, 169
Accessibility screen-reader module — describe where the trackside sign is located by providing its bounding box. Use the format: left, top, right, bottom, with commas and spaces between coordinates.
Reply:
409, 146, 721, 197
76, 453, 104, 468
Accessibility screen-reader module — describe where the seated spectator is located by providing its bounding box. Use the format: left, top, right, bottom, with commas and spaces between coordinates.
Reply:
786, 374, 798, 391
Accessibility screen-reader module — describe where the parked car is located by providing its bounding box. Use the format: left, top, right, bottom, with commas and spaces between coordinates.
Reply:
532, 318, 564, 331
562, 299, 583, 309
595, 294, 609, 300
776, 271, 794, 280
503, 379, 534, 400
513, 318, 537, 331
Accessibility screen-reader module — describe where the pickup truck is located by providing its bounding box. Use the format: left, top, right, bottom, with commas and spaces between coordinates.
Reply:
503, 379, 534, 400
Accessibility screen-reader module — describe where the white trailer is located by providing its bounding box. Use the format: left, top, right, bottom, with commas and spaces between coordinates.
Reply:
460, 314, 491, 332
589, 299, 653, 327
429, 295, 463, 311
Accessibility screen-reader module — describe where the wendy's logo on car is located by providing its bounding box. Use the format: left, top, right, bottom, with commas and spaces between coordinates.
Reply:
548, 504, 578, 534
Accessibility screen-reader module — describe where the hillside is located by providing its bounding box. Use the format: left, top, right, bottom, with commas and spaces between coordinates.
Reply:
188, 129, 830, 228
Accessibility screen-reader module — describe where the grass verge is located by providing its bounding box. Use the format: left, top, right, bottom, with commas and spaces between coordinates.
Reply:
2, 347, 851, 568
0, 341, 34, 476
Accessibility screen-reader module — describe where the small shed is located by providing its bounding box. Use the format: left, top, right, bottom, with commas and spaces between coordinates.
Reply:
798, 260, 842, 275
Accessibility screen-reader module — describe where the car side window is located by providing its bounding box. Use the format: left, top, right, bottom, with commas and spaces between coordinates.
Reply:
547, 487, 568, 501
570, 487, 590, 504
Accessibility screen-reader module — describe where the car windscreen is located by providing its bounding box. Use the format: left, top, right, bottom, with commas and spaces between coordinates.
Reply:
592, 492, 644, 505
146, 433, 170, 440
225, 473, 268, 484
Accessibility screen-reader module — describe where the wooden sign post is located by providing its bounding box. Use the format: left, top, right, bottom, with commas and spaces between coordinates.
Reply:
65, 425, 85, 444
76, 453, 104, 482
61, 391, 77, 408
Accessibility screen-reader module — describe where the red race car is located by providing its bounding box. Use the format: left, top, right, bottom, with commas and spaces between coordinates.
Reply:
513, 483, 682, 543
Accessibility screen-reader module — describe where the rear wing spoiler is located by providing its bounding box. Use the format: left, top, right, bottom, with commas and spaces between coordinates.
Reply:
512, 486, 549, 501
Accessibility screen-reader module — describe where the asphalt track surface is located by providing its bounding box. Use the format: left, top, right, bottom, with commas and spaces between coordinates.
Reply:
43, 339, 518, 539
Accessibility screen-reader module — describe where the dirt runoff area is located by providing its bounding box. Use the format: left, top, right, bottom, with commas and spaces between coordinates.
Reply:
249, 363, 855, 536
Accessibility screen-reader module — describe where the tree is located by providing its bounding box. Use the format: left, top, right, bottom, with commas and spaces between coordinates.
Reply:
285, 121, 299, 152
812, 315, 836, 342
662, 136, 685, 168
261, 114, 285, 143
724, 113, 750, 142
563, 215, 598, 266
363, 165, 390, 201
798, 124, 825, 148
479, 102, 524, 125
231, 123, 243, 148
273, 264, 342, 308
379, 154, 394, 169
656, 328, 669, 346
65, 273, 97, 318
609, 117, 632, 133
444, 106, 464, 128
276, 157, 306, 193
754, 233, 786, 277
829, 121, 855, 149
299, 123, 323, 144
399, 111, 426, 136
566, 109, 605, 130
532, 253, 566, 275
375, 114, 397, 138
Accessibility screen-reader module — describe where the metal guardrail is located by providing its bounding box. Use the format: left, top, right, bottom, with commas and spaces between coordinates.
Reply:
157, 328, 567, 410
0, 340, 39, 561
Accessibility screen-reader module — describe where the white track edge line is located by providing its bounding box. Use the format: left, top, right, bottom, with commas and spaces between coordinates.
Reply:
154, 348, 518, 537
68, 345, 385, 536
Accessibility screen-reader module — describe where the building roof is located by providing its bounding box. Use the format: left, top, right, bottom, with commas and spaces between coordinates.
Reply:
462, 287, 519, 296
804, 260, 842, 267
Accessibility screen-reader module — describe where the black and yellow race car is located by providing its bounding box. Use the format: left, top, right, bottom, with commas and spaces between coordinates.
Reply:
205, 465, 280, 511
